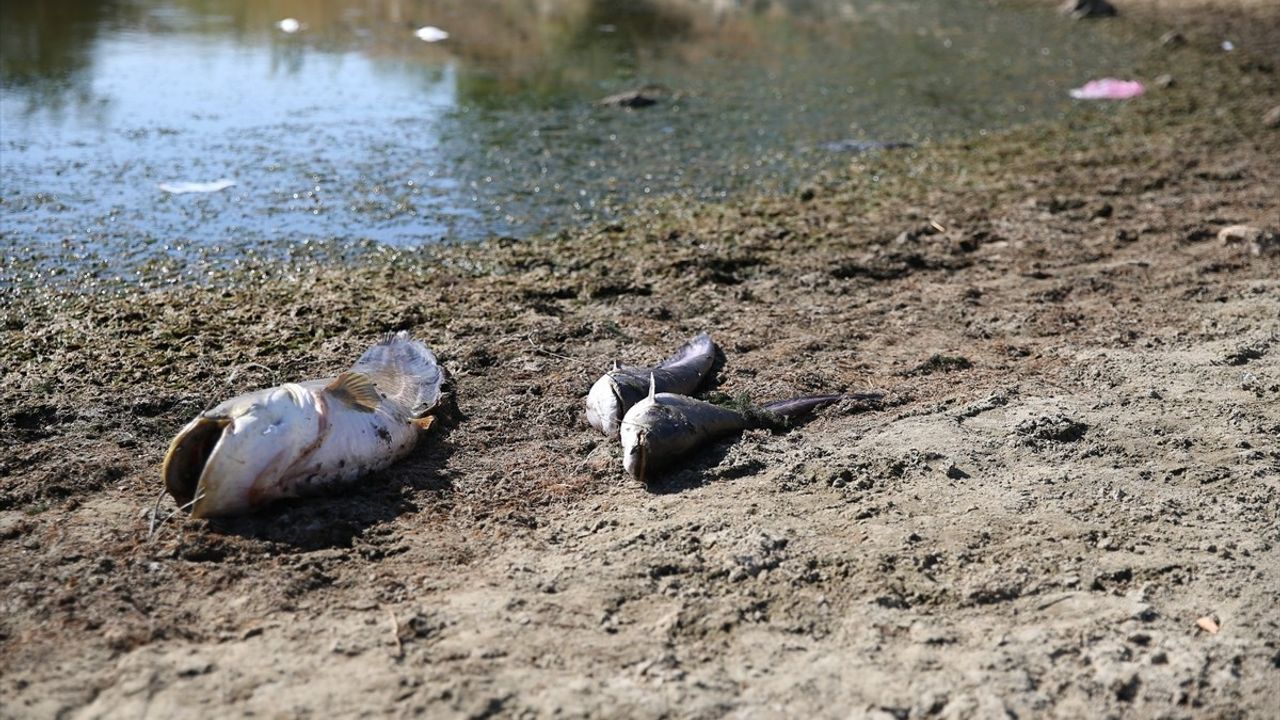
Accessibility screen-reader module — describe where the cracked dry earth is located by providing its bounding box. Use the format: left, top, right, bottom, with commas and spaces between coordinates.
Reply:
4, 18, 1280, 720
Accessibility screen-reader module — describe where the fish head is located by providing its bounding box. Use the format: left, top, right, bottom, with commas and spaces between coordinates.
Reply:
163, 384, 321, 518
586, 374, 624, 437
619, 405, 651, 483
622, 428, 649, 483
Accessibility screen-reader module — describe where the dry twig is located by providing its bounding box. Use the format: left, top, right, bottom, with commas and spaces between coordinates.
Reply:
147, 491, 205, 543
387, 607, 404, 659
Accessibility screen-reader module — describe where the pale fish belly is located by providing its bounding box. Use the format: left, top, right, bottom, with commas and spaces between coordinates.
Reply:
277, 396, 420, 498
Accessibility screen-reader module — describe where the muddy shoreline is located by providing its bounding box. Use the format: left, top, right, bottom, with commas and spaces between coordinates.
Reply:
3, 2, 1279, 718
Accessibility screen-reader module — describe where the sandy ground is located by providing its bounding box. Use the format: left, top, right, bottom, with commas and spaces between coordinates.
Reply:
2, 2, 1279, 718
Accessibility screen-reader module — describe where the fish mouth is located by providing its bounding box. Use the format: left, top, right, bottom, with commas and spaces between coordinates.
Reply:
161, 415, 231, 512
625, 431, 649, 483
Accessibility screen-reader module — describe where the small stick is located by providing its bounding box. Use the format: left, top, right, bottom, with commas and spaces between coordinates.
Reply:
148, 486, 167, 538
147, 492, 206, 543
525, 334, 584, 365
226, 362, 276, 387
387, 607, 403, 659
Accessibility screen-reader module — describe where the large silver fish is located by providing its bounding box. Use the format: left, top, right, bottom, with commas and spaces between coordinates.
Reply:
162, 332, 444, 518
620, 380, 881, 483
586, 332, 719, 437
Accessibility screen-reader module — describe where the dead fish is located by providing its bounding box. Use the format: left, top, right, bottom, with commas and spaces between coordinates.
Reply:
620, 380, 881, 483
586, 332, 719, 437
163, 332, 444, 518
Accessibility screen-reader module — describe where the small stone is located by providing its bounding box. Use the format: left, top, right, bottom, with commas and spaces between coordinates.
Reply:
1218, 224, 1265, 245
1062, 0, 1116, 19
1154, 74, 1175, 89
599, 84, 670, 108
1218, 224, 1279, 255
1014, 414, 1089, 443
1160, 31, 1185, 47
0, 516, 31, 540
1264, 105, 1280, 129
1252, 235, 1279, 256
177, 659, 214, 677
1111, 671, 1141, 702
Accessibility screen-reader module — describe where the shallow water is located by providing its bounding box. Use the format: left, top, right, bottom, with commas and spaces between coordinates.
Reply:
0, 0, 1135, 291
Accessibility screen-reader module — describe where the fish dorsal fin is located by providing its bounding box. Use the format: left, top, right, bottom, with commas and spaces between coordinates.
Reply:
325, 371, 381, 412
648, 373, 656, 401
612, 359, 621, 371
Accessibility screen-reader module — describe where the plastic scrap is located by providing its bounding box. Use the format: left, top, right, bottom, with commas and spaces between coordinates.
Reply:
415, 26, 449, 42
158, 179, 236, 194
276, 18, 302, 34
1069, 79, 1145, 100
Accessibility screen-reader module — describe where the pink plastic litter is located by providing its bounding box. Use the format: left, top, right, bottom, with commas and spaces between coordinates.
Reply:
1069, 79, 1146, 100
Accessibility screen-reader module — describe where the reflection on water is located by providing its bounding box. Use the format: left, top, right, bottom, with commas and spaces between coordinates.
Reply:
0, 1, 129, 120
0, 0, 1135, 290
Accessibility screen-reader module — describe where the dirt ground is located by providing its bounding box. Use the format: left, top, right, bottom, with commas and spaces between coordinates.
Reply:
3, 2, 1279, 718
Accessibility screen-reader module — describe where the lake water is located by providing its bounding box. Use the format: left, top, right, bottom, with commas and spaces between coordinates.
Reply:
0, 0, 1134, 291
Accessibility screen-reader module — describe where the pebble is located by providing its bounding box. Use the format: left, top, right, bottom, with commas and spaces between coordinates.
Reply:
0, 515, 31, 540
1160, 30, 1186, 47
1217, 224, 1264, 245
599, 85, 669, 109
1218, 224, 1278, 255
1154, 74, 1175, 89
1264, 105, 1280, 129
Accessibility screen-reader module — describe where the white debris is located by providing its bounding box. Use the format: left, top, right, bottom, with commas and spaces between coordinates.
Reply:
158, 179, 236, 194
414, 26, 449, 43
276, 18, 302, 34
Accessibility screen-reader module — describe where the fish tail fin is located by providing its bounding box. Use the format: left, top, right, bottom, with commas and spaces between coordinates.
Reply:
657, 332, 719, 370
353, 331, 445, 418
760, 394, 844, 420
760, 392, 884, 420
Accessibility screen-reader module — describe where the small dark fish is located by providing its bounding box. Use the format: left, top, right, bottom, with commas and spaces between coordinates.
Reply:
586, 333, 719, 437
619, 381, 882, 482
